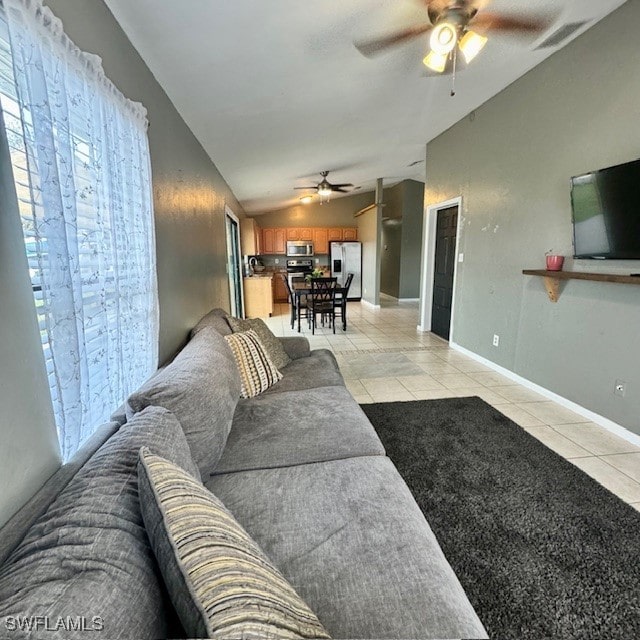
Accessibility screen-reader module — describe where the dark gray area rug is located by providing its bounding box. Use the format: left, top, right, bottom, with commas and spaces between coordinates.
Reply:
361, 397, 640, 640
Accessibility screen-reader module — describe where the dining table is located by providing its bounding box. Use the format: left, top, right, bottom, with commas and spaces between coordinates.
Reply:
292, 281, 348, 333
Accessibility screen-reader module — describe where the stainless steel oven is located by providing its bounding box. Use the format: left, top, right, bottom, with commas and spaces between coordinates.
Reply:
286, 259, 313, 288
286, 241, 314, 257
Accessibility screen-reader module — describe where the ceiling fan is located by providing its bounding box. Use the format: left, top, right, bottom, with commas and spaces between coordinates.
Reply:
355, 0, 551, 86
294, 171, 355, 204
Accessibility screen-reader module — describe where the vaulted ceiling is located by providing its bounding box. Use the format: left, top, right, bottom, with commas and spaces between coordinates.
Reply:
105, 0, 627, 213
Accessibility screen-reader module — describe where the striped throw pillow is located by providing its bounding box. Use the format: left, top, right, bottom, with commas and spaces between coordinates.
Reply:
224, 329, 283, 397
137, 448, 331, 640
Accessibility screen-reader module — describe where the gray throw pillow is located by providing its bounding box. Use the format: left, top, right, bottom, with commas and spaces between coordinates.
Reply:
137, 448, 331, 640
227, 316, 291, 370
0, 406, 198, 640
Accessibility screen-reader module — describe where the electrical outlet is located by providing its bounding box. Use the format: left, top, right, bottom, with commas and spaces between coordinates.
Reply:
315, 258, 319, 264
614, 380, 627, 397
274, 258, 279, 264
492, 334, 500, 347
458, 253, 464, 263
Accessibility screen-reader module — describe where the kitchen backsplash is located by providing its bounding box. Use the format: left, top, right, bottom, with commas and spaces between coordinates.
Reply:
258, 254, 329, 268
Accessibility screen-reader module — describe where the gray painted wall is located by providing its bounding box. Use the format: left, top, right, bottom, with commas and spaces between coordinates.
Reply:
45, 0, 245, 365
379, 180, 425, 299
381, 220, 402, 298
0, 0, 246, 524
358, 207, 380, 306
0, 114, 61, 528
380, 183, 403, 298
399, 180, 425, 299
251, 190, 375, 228
425, 0, 640, 434
358, 179, 384, 306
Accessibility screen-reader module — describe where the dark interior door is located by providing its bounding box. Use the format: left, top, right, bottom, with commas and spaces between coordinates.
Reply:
431, 206, 458, 340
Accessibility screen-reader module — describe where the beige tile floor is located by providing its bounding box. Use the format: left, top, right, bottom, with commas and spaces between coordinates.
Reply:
263, 299, 640, 511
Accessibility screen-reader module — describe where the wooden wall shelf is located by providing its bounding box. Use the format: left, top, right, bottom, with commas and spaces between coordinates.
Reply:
522, 269, 640, 302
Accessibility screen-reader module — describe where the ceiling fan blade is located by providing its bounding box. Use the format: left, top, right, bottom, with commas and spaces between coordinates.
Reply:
330, 183, 354, 188
333, 188, 352, 193
294, 186, 319, 191
471, 12, 552, 34
354, 23, 433, 57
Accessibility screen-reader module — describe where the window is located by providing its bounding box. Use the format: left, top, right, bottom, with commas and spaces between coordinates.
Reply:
0, 0, 158, 460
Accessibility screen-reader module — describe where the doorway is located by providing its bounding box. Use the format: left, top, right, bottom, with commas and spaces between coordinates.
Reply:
431, 206, 458, 340
418, 197, 462, 341
225, 207, 244, 318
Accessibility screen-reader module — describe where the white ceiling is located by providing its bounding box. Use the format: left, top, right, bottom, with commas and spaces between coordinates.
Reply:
104, 0, 626, 213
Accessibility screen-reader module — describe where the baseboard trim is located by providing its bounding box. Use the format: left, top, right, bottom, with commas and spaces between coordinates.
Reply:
380, 293, 420, 303
361, 299, 381, 309
450, 341, 640, 447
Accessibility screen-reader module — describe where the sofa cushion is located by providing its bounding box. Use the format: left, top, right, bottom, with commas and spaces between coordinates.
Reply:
0, 407, 198, 640
126, 326, 241, 476
190, 307, 232, 338
207, 456, 488, 640
138, 449, 331, 640
215, 386, 385, 475
279, 336, 311, 360
224, 330, 283, 398
227, 316, 291, 370
261, 349, 343, 395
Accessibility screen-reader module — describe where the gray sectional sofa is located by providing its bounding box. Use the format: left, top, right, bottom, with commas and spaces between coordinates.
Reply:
0, 308, 487, 639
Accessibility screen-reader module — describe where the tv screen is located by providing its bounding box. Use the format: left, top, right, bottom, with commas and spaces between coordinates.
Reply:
570, 158, 640, 259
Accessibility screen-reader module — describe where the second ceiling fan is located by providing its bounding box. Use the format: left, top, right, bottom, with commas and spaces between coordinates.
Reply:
355, 0, 551, 75
295, 171, 355, 204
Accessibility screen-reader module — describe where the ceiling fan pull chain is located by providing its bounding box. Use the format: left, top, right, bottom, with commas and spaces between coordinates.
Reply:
451, 46, 457, 97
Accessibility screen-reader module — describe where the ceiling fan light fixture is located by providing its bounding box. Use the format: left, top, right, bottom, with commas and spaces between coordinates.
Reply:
430, 22, 458, 56
459, 30, 488, 63
423, 50, 448, 73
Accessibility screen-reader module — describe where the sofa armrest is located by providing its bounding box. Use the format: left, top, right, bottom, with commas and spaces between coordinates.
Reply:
279, 336, 310, 360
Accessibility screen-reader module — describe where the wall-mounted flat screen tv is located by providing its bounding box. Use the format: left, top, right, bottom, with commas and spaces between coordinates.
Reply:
570, 158, 640, 259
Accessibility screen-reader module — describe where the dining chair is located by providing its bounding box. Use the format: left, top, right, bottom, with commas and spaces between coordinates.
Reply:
291, 276, 311, 332
334, 272, 354, 332
307, 277, 337, 334
281, 274, 297, 329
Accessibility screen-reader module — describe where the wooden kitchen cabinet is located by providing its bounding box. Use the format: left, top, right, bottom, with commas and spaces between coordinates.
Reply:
272, 272, 288, 302
274, 229, 286, 254
243, 276, 273, 318
262, 228, 274, 254
313, 228, 329, 254
241, 218, 262, 255
262, 226, 356, 254
261, 228, 286, 254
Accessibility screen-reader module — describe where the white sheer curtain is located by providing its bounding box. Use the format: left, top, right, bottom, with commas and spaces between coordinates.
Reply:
0, 0, 158, 460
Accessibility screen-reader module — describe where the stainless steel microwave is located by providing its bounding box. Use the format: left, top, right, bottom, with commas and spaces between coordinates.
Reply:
286, 241, 314, 257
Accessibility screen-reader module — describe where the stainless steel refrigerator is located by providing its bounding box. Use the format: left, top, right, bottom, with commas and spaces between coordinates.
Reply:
330, 241, 362, 300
